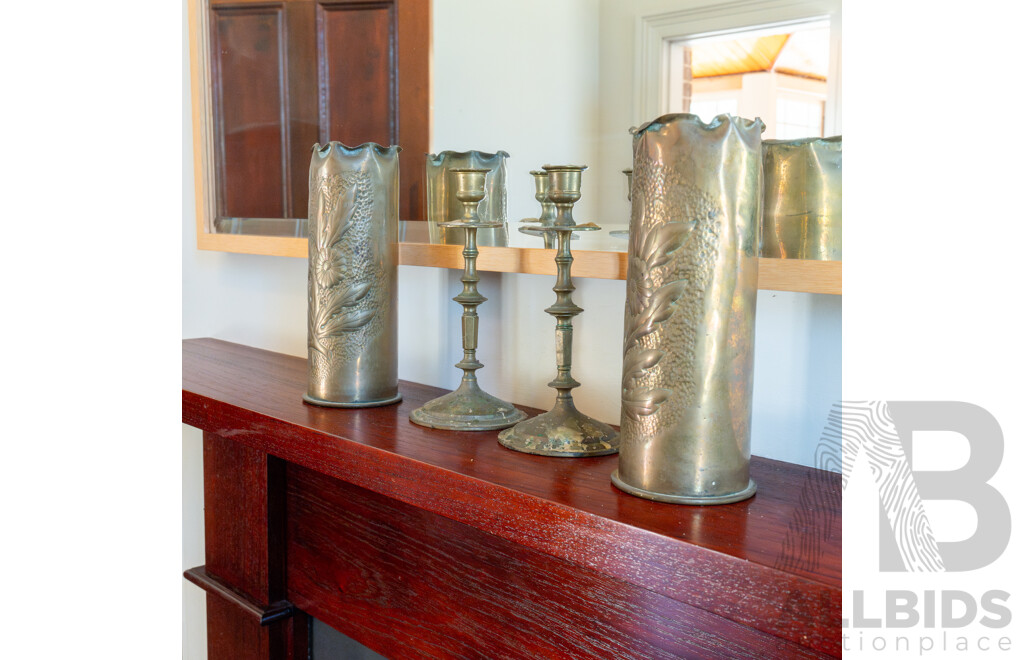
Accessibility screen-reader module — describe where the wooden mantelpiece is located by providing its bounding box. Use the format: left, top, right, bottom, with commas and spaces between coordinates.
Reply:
183, 338, 841, 658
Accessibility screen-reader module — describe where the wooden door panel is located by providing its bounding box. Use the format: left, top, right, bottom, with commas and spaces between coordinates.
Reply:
210, 4, 288, 219
205, 0, 428, 225
317, 2, 395, 147
395, 0, 429, 220
284, 1, 320, 219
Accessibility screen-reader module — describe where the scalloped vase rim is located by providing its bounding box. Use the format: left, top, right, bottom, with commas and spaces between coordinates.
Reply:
630, 113, 765, 137
763, 135, 843, 145
312, 141, 401, 156
542, 164, 588, 171
426, 149, 510, 162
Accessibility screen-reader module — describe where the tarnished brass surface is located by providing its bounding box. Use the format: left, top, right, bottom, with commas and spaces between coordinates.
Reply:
426, 150, 509, 247
520, 167, 579, 244
500, 167, 619, 457
542, 165, 587, 227
410, 169, 526, 431
522, 169, 558, 225
613, 114, 762, 504
304, 142, 402, 408
761, 136, 842, 260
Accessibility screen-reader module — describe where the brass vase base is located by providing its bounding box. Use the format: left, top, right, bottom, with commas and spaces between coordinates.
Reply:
610, 472, 757, 505
498, 399, 618, 457
410, 380, 526, 431
303, 392, 402, 408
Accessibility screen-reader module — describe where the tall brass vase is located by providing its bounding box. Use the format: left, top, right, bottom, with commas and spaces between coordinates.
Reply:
612, 114, 763, 504
304, 142, 401, 408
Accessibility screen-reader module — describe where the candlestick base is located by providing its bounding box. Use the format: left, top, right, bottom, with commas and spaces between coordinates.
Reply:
498, 398, 618, 457
410, 379, 526, 431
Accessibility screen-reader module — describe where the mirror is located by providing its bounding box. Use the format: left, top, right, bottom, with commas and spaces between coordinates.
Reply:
188, 0, 841, 261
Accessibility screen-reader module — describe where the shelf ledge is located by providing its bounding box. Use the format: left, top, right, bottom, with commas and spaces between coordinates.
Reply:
197, 233, 841, 294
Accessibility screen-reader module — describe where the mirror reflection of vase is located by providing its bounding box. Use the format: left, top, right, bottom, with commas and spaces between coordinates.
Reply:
761, 136, 842, 261
426, 150, 510, 247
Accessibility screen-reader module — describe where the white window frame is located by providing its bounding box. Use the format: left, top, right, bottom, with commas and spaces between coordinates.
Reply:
686, 93, 741, 122
774, 92, 827, 139
634, 0, 842, 134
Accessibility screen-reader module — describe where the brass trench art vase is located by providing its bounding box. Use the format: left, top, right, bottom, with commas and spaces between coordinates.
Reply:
304, 142, 401, 408
410, 169, 526, 431
761, 136, 842, 260
499, 165, 619, 457
426, 150, 510, 247
612, 114, 763, 504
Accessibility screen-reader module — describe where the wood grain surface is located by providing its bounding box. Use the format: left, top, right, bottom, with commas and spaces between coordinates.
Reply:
183, 338, 841, 656
287, 465, 831, 659
202, 431, 306, 659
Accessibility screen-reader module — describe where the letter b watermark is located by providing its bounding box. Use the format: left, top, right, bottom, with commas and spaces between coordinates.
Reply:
839, 401, 1010, 572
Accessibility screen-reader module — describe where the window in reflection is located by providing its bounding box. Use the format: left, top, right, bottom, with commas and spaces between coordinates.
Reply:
666, 20, 833, 140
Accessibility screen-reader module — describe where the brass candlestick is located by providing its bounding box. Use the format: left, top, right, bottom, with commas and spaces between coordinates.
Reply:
521, 170, 557, 225
520, 168, 577, 246
499, 165, 619, 456
410, 169, 526, 431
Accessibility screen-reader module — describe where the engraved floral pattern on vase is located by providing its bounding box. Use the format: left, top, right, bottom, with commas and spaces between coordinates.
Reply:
621, 152, 722, 445
307, 171, 386, 384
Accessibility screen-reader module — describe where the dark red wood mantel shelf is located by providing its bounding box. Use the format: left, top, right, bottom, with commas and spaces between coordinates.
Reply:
183, 338, 841, 659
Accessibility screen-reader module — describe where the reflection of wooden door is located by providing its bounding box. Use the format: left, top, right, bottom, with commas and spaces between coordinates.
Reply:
208, 0, 428, 222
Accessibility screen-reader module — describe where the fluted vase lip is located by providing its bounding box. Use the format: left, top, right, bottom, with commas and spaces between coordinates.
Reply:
312, 141, 402, 156
630, 113, 765, 137
763, 134, 842, 146
426, 149, 510, 164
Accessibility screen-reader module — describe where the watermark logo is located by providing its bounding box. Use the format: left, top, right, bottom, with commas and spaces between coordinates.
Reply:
825, 401, 1015, 654
837, 401, 1010, 571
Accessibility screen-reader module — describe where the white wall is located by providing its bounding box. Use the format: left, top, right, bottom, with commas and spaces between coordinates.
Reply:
398, 0, 610, 411
183, 0, 840, 655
